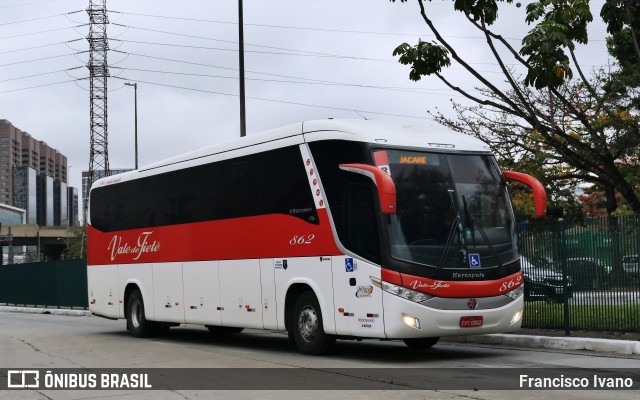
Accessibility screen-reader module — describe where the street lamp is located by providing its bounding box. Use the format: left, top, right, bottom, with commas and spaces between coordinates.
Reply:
124, 82, 139, 169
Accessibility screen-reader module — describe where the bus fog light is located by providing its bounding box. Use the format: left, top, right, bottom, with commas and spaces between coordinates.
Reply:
511, 309, 523, 325
402, 313, 421, 329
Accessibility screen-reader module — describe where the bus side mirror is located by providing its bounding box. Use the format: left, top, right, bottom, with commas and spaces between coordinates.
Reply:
339, 163, 397, 214
502, 170, 547, 217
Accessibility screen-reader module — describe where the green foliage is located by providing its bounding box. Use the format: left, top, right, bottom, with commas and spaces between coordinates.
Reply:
521, 0, 592, 88
605, 28, 640, 110
452, 0, 507, 25
65, 226, 86, 260
393, 41, 451, 81
391, 0, 513, 25
600, 0, 640, 35
391, 0, 640, 215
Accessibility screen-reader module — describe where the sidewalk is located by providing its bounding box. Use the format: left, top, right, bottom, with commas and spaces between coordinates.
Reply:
2, 305, 639, 355
0, 305, 90, 317
444, 329, 640, 355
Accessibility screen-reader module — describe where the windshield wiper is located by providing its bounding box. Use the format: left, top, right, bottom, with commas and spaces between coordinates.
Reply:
436, 215, 460, 278
436, 190, 467, 278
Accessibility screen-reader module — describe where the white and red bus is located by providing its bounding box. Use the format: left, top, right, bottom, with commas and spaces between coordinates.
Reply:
87, 119, 546, 354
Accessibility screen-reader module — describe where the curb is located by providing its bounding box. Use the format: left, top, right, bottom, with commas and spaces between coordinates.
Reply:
444, 333, 640, 355
0, 306, 90, 317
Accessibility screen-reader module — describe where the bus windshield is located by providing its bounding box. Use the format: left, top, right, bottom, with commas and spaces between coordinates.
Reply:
374, 149, 516, 270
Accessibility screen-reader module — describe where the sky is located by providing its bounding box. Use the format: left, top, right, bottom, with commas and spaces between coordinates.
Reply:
0, 0, 613, 198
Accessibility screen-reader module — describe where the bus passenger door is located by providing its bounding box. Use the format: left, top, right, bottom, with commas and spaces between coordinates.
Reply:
331, 255, 385, 337
331, 182, 386, 337
219, 260, 263, 329
152, 262, 185, 323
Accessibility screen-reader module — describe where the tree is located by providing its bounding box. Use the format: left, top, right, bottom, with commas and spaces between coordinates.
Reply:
391, 0, 640, 215
64, 226, 86, 259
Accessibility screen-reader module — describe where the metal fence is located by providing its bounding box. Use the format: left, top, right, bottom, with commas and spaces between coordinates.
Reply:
519, 215, 640, 332
0, 259, 88, 308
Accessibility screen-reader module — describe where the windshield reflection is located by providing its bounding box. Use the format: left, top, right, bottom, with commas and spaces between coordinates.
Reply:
375, 149, 516, 269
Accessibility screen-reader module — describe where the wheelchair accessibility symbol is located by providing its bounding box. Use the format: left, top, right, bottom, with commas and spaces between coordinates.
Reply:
345, 258, 354, 272
469, 253, 481, 269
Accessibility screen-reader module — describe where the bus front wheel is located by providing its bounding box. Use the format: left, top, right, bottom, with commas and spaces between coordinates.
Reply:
403, 337, 440, 350
127, 289, 158, 338
290, 292, 335, 355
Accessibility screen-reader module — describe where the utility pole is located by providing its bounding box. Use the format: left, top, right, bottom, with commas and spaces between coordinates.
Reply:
238, 0, 246, 137
85, 0, 110, 225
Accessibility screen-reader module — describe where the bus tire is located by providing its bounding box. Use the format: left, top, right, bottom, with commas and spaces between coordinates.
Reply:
206, 326, 244, 335
127, 289, 158, 338
402, 337, 440, 350
290, 291, 335, 355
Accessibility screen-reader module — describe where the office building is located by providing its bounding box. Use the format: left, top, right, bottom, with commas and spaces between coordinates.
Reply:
0, 119, 77, 226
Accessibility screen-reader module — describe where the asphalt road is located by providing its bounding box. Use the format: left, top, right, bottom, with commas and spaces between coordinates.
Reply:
0, 311, 638, 399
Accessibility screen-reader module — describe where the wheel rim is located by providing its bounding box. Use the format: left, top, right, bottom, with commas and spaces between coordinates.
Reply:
297, 305, 318, 343
131, 300, 142, 328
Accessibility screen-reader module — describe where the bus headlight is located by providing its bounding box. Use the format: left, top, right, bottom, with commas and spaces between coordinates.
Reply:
371, 277, 433, 304
504, 284, 524, 300
511, 309, 523, 325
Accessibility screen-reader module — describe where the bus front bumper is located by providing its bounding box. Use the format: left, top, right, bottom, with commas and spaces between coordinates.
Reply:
383, 292, 524, 339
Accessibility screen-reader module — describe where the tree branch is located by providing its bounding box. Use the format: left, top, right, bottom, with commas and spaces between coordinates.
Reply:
415, 0, 523, 114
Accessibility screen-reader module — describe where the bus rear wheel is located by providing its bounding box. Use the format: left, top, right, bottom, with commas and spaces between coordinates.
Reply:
290, 291, 335, 355
402, 337, 440, 350
127, 289, 158, 338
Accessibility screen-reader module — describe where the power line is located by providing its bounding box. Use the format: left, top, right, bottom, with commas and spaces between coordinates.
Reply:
110, 23, 368, 58
110, 66, 468, 96
0, 67, 83, 83
0, 39, 83, 55
106, 9, 525, 41
111, 75, 433, 120
111, 49, 343, 83
0, 79, 84, 94
109, 37, 565, 70
111, 46, 511, 78
106, 26, 549, 71
107, 10, 456, 39
0, 10, 82, 26
110, 38, 393, 63
109, 23, 584, 70
0, 0, 63, 9
0, 52, 88, 67
0, 25, 87, 40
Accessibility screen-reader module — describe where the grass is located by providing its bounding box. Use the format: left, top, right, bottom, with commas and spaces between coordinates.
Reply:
523, 302, 640, 332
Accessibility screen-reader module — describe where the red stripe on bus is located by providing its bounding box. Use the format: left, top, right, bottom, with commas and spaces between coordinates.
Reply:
87, 209, 340, 265
398, 271, 524, 298
381, 268, 403, 286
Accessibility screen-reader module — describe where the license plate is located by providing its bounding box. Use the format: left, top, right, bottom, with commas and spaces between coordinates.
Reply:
460, 316, 483, 328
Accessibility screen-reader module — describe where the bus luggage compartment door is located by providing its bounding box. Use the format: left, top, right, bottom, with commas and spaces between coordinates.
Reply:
219, 259, 264, 329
